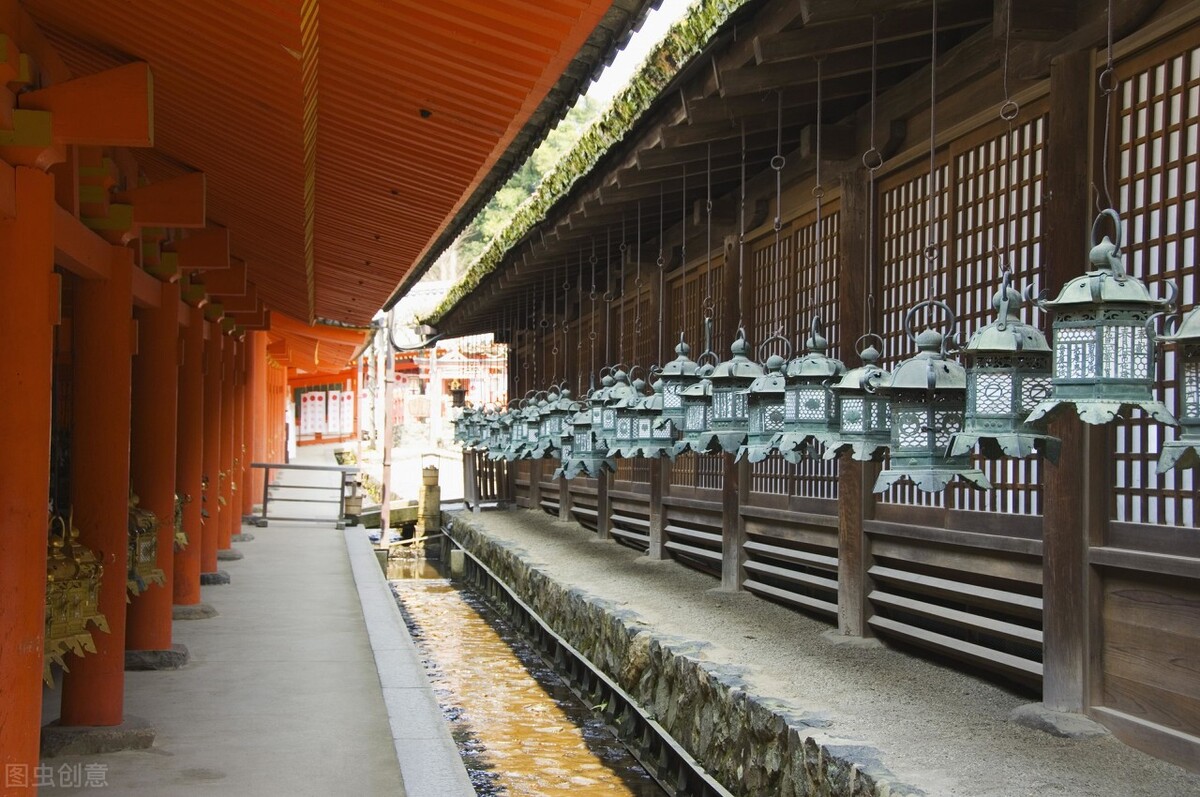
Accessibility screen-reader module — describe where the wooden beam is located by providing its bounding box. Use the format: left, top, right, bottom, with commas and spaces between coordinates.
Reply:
997, 0, 1077, 42
175, 226, 229, 271
116, 171, 205, 230
53, 203, 110, 280
757, 0, 990, 64
722, 37, 932, 98
130, 264, 161, 310
799, 0, 935, 24
202, 256, 247, 297
218, 282, 259, 312
689, 72, 876, 126
19, 62, 153, 147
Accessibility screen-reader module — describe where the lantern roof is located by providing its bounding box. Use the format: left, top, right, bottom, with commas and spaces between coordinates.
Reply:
1043, 234, 1173, 309
661, 340, 699, 376
711, 332, 764, 380
966, 285, 1051, 354
1160, 306, 1200, 344
748, 354, 787, 394
786, 319, 846, 378
883, 330, 966, 392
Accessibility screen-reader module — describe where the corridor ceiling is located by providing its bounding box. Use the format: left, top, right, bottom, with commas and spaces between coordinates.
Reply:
23, 0, 648, 326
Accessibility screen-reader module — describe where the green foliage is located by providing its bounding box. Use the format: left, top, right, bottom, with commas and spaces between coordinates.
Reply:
456, 98, 603, 267
426, 0, 751, 326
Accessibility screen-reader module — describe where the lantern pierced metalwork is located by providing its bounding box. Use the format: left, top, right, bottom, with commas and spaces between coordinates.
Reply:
635, 377, 678, 459
873, 300, 991, 493
677, 355, 718, 455
1156, 307, 1200, 472
824, 335, 891, 461
778, 316, 845, 463
659, 338, 700, 429
611, 376, 648, 458
741, 345, 788, 463
950, 272, 1060, 461
558, 396, 616, 479
1027, 209, 1177, 428
708, 329, 763, 453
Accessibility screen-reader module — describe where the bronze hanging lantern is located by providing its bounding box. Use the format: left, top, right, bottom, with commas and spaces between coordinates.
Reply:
874, 300, 991, 493
778, 316, 846, 462
610, 375, 648, 458
561, 399, 615, 479
658, 339, 699, 432
951, 272, 1060, 461
635, 377, 677, 459
602, 369, 639, 457
1027, 209, 1177, 427
1156, 307, 1200, 472
741, 345, 788, 463
708, 329, 763, 453
824, 335, 892, 461
677, 356, 718, 455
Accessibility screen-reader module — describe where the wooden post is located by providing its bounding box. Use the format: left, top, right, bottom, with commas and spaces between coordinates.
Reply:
529, 458, 543, 512
238, 336, 250, 523
647, 459, 668, 559
201, 328, 222, 574
558, 475, 573, 522
1041, 49, 1094, 714
836, 167, 873, 637
721, 455, 749, 591
59, 247, 134, 726
596, 471, 612, 540
0, 166, 57, 788
174, 305, 205, 605
126, 280, 181, 651
217, 334, 236, 549
243, 331, 264, 518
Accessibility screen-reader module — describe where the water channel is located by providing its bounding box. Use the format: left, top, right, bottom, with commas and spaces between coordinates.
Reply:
387, 554, 663, 797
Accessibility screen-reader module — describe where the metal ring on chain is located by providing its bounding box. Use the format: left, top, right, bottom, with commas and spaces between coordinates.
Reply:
588, 331, 597, 341
619, 243, 627, 253
634, 276, 644, 288
602, 291, 615, 302
539, 319, 549, 328
923, 244, 939, 262
589, 290, 598, 302
999, 99, 1020, 121
656, 256, 665, 268
812, 185, 825, 200
862, 148, 884, 171
1098, 67, 1117, 95
770, 154, 786, 171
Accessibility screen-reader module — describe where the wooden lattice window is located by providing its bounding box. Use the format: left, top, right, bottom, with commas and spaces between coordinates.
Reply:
1111, 34, 1199, 528
877, 159, 952, 508
950, 112, 1048, 516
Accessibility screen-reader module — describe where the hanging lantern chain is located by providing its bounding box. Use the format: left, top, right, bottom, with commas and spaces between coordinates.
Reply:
738, 120, 747, 332
635, 200, 643, 344
578, 250, 585, 394
812, 58, 826, 343
864, 14, 883, 339
924, 0, 941, 316
1098, 0, 1117, 213
704, 142, 714, 328
771, 89, 787, 341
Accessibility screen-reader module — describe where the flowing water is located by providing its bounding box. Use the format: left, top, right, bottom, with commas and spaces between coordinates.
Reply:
388, 555, 662, 797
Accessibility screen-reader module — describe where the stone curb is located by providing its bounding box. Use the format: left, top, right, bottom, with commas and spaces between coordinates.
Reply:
448, 512, 924, 797
41, 716, 155, 758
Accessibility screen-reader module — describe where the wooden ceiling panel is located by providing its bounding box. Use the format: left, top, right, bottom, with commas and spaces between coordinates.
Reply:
22, 0, 621, 325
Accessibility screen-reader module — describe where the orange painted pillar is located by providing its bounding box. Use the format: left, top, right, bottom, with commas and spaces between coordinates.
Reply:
174, 306, 204, 605
218, 336, 236, 549
233, 339, 246, 525
59, 247, 134, 727
243, 332, 265, 516
126, 280, 181, 650
201, 328, 222, 574
0, 167, 56, 795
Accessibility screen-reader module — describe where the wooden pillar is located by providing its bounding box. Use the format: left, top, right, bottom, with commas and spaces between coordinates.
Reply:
126, 280, 181, 650
529, 458, 543, 512
218, 335, 236, 549
59, 248, 134, 726
721, 234, 749, 591
596, 470, 612, 540
1041, 49, 1094, 714
0, 167, 57, 790
558, 475, 572, 522
836, 167, 873, 637
647, 459, 668, 560
234, 337, 247, 523
174, 306, 205, 605
201, 329, 222, 573
246, 331, 267, 512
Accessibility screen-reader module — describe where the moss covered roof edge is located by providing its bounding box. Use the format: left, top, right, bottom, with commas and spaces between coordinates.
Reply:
424, 0, 755, 327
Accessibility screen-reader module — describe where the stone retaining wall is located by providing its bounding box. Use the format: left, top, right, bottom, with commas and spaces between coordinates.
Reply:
446, 512, 921, 797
